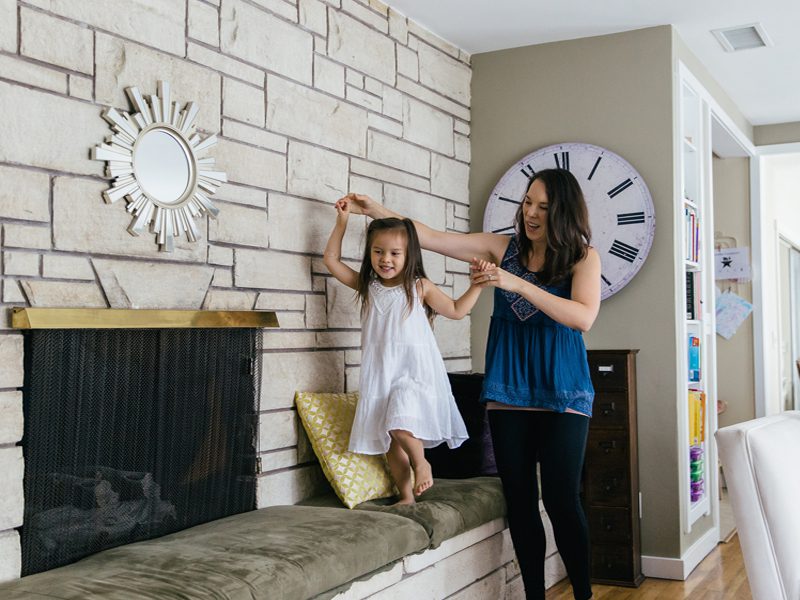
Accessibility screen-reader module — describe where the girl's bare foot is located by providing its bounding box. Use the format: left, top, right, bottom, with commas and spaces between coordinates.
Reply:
413, 460, 433, 496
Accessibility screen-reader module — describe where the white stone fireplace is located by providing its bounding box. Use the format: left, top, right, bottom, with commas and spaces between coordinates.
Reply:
0, 0, 473, 582
13, 313, 269, 576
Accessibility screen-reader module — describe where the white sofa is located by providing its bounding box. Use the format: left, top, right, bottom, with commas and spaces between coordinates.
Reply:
716, 411, 800, 600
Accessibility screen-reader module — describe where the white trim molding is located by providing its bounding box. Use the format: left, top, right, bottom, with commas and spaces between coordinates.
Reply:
641, 526, 719, 580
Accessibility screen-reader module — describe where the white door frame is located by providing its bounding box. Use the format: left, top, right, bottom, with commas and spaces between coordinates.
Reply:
751, 142, 800, 417
778, 235, 800, 411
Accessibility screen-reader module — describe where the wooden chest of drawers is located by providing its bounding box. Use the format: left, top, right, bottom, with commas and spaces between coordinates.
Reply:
584, 350, 644, 587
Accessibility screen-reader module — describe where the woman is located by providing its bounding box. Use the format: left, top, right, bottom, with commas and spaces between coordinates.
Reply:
341, 168, 600, 600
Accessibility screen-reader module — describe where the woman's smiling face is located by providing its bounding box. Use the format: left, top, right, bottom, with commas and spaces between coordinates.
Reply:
521, 178, 549, 243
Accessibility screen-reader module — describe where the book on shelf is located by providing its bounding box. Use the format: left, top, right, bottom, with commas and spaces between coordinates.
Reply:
684, 205, 700, 263
688, 334, 701, 382
685, 272, 701, 320
689, 442, 705, 502
688, 390, 706, 502
689, 389, 706, 503
688, 389, 706, 445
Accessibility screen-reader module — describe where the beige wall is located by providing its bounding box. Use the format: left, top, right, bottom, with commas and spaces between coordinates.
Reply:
470, 26, 682, 557
755, 121, 800, 146
712, 157, 755, 428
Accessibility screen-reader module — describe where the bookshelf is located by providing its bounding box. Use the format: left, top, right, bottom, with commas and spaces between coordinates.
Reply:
676, 69, 718, 535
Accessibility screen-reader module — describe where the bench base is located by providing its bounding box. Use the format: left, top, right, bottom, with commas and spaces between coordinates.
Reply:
325, 517, 567, 599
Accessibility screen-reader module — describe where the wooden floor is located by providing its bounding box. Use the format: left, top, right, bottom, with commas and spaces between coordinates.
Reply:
546, 535, 752, 599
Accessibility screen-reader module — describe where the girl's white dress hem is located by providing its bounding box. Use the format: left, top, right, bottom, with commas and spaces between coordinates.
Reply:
348, 279, 469, 455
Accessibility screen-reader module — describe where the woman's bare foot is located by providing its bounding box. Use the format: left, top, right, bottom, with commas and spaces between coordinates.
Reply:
413, 460, 433, 496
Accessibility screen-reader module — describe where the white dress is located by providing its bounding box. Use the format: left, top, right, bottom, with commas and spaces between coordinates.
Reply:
348, 279, 469, 455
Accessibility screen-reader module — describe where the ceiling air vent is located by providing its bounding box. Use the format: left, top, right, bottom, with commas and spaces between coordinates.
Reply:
712, 23, 773, 52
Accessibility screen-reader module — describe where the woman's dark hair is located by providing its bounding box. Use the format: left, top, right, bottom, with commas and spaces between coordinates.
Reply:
515, 168, 591, 284
356, 218, 435, 323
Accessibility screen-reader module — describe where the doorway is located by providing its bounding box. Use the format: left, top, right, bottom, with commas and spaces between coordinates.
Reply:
779, 239, 800, 411
710, 116, 755, 544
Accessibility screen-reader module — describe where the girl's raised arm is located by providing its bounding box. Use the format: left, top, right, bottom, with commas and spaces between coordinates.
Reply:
323, 201, 359, 290
342, 193, 510, 266
419, 266, 489, 321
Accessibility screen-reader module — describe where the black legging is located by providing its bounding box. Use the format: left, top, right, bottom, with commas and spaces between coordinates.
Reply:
489, 409, 592, 600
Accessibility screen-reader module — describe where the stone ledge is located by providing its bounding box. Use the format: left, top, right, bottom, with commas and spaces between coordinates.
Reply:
0, 530, 21, 583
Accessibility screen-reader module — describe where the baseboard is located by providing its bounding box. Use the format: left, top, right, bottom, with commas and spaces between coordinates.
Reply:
641, 554, 684, 580
641, 527, 718, 580
722, 526, 738, 544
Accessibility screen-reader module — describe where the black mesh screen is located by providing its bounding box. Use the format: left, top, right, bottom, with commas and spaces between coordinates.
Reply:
20, 328, 262, 576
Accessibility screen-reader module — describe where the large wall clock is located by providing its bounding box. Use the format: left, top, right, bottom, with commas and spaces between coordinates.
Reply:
483, 142, 655, 300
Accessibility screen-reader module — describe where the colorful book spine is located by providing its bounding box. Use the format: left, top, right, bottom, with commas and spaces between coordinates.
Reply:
688, 335, 701, 382
688, 390, 706, 503
688, 390, 706, 444
684, 205, 701, 263
690, 444, 704, 502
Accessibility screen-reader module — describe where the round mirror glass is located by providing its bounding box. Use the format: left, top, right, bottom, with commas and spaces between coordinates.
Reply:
133, 129, 191, 205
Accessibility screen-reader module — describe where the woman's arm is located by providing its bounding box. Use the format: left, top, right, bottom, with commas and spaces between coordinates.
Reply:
472, 248, 601, 332
341, 193, 510, 265
322, 204, 359, 290
420, 276, 486, 321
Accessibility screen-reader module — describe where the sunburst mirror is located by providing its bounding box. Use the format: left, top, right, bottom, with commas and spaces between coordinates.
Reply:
92, 80, 226, 252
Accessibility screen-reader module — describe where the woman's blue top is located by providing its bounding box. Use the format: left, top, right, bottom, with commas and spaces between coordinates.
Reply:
481, 236, 594, 416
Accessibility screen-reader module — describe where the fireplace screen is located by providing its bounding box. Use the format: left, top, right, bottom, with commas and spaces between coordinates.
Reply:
20, 328, 262, 575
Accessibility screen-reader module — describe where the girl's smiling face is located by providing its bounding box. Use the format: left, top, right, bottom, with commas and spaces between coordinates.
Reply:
370, 230, 407, 286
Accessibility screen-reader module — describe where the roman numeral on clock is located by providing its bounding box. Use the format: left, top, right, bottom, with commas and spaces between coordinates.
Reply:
498, 196, 521, 205
617, 211, 646, 225
520, 164, 535, 179
609, 240, 639, 263
601, 274, 611, 287
608, 178, 634, 198
588, 156, 602, 180
492, 225, 515, 234
554, 151, 570, 171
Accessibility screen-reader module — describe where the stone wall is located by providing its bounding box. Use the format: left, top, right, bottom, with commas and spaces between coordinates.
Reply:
0, 0, 472, 581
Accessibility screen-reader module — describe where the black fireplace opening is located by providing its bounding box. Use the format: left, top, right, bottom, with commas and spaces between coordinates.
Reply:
20, 328, 262, 576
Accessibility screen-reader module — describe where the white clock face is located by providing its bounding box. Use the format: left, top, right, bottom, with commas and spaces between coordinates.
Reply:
483, 142, 655, 300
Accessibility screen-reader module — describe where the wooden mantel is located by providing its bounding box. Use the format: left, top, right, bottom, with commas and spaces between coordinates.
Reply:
11, 308, 279, 329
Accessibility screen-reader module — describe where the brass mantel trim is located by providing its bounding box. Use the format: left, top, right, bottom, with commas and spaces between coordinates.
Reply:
11, 308, 279, 329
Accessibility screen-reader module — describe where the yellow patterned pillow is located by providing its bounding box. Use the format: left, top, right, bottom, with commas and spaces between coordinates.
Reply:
295, 391, 395, 508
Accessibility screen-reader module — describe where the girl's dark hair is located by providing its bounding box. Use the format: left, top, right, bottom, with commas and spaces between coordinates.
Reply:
516, 168, 591, 284
356, 218, 435, 323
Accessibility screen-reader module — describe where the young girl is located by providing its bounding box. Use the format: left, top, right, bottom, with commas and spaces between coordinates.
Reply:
323, 198, 488, 504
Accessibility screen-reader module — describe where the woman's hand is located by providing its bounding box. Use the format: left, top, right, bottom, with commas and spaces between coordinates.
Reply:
334, 198, 350, 226
470, 258, 520, 293
336, 193, 378, 217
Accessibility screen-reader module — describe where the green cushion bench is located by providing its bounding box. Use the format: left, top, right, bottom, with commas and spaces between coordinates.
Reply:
0, 478, 506, 600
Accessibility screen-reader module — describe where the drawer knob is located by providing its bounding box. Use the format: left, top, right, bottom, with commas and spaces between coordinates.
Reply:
597, 364, 615, 375
600, 402, 616, 416
600, 440, 617, 453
